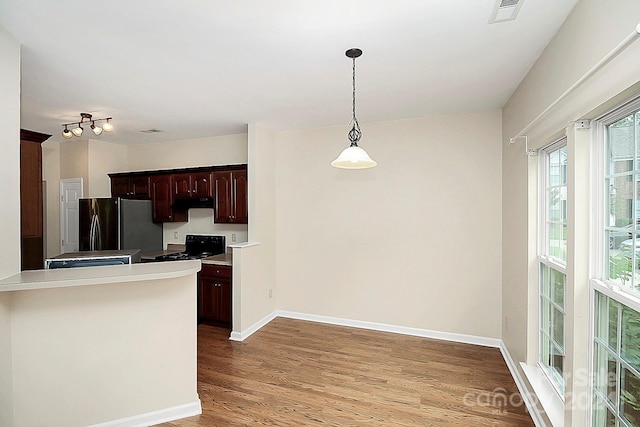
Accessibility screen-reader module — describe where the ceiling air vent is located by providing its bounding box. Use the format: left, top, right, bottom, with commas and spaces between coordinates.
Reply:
140, 129, 163, 133
500, 0, 519, 7
489, 0, 524, 23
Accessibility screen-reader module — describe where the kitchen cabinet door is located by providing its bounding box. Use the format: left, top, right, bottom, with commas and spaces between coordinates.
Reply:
198, 265, 232, 327
111, 176, 131, 198
172, 173, 192, 199
111, 176, 150, 199
213, 172, 232, 222
232, 170, 248, 224
130, 176, 151, 199
173, 172, 212, 199
213, 169, 248, 224
192, 172, 212, 198
150, 174, 187, 223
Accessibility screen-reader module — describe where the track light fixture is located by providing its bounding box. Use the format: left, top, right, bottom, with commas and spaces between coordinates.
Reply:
61, 113, 113, 139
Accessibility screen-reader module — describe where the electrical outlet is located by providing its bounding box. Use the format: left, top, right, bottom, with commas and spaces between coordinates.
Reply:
269, 289, 273, 299
173, 232, 178, 239
232, 233, 237, 242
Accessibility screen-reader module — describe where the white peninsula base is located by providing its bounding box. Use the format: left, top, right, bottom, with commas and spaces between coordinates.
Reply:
0, 260, 202, 427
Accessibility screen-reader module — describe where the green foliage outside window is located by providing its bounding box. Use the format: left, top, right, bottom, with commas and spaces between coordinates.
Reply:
594, 292, 640, 426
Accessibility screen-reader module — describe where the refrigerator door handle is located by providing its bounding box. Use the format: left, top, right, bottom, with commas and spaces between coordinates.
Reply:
89, 214, 101, 251
89, 215, 95, 251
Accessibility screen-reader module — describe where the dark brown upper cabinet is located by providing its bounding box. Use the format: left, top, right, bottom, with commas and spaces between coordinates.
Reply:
213, 169, 248, 224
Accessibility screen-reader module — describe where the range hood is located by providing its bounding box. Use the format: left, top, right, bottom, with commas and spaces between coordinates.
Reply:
171, 197, 214, 210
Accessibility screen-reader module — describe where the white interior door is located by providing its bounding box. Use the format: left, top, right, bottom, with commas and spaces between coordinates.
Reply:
60, 178, 83, 253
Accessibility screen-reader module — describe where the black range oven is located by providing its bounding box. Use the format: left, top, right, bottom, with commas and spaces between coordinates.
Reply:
155, 234, 226, 261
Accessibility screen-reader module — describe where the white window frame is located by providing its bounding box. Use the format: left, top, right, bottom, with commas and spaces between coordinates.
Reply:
538, 138, 568, 398
591, 94, 640, 426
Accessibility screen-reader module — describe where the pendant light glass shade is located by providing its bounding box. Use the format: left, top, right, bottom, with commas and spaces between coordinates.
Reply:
331, 145, 377, 169
332, 48, 376, 169
91, 122, 103, 135
62, 126, 73, 139
71, 125, 83, 136
102, 119, 113, 132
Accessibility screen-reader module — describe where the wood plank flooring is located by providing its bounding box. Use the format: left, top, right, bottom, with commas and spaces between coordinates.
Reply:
158, 318, 534, 426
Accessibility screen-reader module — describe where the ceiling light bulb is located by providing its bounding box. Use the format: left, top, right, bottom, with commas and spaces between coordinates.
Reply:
62, 127, 72, 139
102, 119, 113, 132
71, 125, 83, 137
91, 122, 103, 135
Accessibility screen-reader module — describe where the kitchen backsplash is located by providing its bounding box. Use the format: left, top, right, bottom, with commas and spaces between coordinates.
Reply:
162, 208, 248, 251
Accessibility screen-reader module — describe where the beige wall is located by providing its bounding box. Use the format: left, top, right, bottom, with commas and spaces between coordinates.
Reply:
125, 134, 248, 172
42, 140, 61, 258
232, 124, 277, 334
275, 112, 503, 338
58, 138, 126, 198
87, 139, 127, 197
59, 139, 89, 186
0, 23, 20, 427
0, 25, 20, 279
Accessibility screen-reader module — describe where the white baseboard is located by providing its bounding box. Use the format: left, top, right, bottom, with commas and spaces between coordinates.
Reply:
88, 400, 201, 427
275, 310, 502, 348
499, 342, 548, 427
229, 311, 277, 341
230, 309, 501, 348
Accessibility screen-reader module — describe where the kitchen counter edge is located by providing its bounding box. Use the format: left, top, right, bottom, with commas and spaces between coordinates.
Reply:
0, 260, 202, 292
201, 253, 232, 266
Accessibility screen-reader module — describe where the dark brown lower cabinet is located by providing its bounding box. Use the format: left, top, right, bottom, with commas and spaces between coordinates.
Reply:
198, 265, 232, 327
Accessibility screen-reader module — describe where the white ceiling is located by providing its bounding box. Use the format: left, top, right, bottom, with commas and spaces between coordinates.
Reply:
0, 0, 578, 144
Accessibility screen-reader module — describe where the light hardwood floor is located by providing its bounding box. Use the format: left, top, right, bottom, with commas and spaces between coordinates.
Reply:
159, 318, 534, 426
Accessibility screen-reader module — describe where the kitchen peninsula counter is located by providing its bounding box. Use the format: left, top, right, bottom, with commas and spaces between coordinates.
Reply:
0, 260, 202, 427
0, 258, 201, 292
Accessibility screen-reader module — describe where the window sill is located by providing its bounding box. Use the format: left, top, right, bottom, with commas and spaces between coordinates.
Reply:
520, 362, 564, 427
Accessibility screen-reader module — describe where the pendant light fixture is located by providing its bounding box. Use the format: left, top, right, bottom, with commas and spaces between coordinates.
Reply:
331, 48, 377, 169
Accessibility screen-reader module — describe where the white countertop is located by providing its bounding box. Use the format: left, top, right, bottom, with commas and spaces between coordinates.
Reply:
201, 252, 232, 266
0, 260, 202, 292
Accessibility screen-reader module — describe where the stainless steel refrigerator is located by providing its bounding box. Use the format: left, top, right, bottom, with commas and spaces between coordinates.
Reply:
79, 198, 163, 253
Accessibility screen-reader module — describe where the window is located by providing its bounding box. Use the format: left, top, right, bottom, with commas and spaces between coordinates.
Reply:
540, 140, 567, 395
540, 263, 566, 393
593, 291, 640, 427
605, 110, 640, 290
547, 144, 568, 262
595, 100, 640, 426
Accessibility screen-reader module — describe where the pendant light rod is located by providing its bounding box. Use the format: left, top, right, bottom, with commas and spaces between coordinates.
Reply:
346, 48, 362, 147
